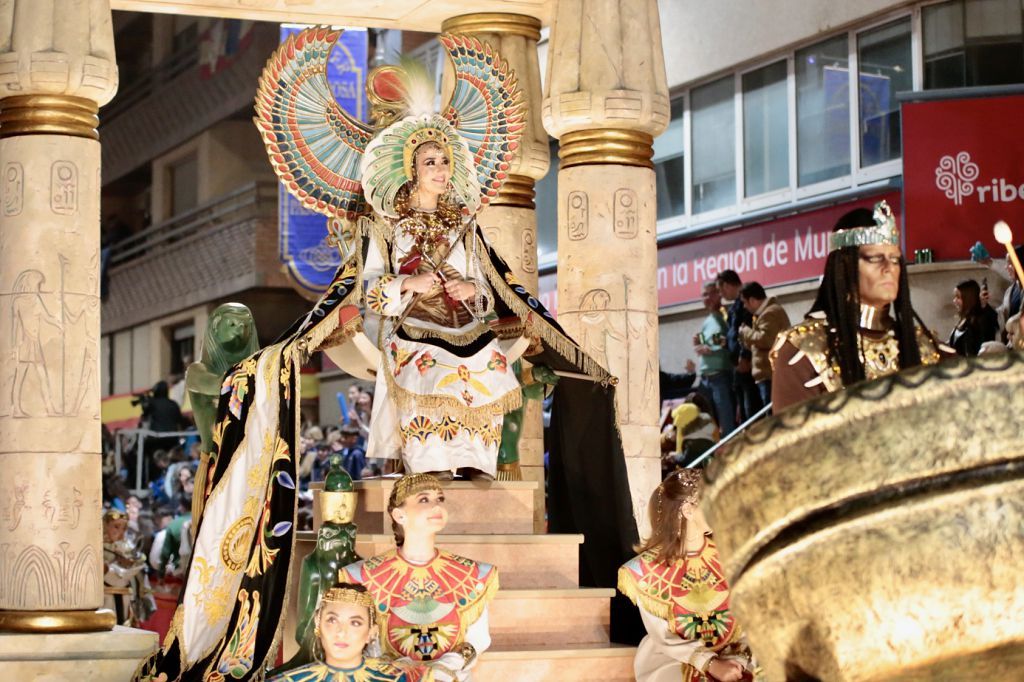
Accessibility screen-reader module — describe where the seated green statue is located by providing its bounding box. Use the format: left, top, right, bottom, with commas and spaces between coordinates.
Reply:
496, 362, 559, 480
185, 303, 259, 521
272, 456, 360, 675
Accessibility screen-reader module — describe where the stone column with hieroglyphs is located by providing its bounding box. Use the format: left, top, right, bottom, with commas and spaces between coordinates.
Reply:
441, 13, 550, 531
542, 0, 669, 535
0, 0, 118, 632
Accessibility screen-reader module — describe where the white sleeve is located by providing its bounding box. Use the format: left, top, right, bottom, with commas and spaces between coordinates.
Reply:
429, 607, 491, 681
364, 233, 410, 317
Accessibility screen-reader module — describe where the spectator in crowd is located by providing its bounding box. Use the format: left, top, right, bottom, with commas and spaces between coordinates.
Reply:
145, 380, 186, 442
352, 388, 373, 444
338, 423, 367, 480
660, 393, 718, 474
659, 358, 697, 402
693, 281, 736, 434
950, 279, 999, 356
738, 282, 792, 409
157, 504, 192, 579
717, 270, 761, 422
310, 434, 334, 483
984, 244, 1024, 338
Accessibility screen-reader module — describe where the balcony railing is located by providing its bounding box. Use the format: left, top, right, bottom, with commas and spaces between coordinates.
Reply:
101, 34, 200, 124
109, 180, 277, 266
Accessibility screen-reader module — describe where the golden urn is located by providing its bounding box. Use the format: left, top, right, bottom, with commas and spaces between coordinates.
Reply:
704, 354, 1024, 680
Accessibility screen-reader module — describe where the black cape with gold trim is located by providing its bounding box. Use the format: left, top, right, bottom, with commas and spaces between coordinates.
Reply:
135, 227, 639, 681
134, 265, 364, 682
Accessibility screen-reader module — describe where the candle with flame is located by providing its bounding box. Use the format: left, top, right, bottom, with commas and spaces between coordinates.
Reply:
994, 220, 1024, 285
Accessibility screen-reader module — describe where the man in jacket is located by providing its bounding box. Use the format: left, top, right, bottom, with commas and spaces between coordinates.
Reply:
738, 282, 791, 410
717, 269, 761, 421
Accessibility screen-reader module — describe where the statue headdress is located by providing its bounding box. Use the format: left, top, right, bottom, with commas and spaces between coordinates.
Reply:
254, 28, 524, 223
829, 200, 900, 252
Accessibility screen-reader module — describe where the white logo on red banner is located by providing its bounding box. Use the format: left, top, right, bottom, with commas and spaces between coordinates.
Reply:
934, 151, 979, 206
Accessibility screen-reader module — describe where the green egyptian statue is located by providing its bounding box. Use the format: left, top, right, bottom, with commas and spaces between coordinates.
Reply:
274, 456, 360, 674
496, 361, 559, 480
185, 303, 259, 522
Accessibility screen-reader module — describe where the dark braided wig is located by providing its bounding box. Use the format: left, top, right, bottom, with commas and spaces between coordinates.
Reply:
808, 208, 931, 387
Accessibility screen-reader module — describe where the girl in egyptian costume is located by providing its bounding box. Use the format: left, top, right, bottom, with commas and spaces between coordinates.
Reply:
340, 474, 497, 682
135, 28, 637, 682
618, 470, 761, 682
770, 201, 945, 411
267, 583, 431, 682
253, 28, 613, 482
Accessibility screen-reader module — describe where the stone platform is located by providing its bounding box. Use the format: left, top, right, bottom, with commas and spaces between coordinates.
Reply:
0, 625, 156, 681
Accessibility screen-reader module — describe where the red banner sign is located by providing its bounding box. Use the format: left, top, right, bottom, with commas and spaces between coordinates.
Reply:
903, 94, 1024, 262
537, 191, 900, 313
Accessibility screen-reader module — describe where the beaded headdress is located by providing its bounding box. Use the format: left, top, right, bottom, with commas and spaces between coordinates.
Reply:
828, 200, 900, 253
656, 468, 703, 524
388, 473, 444, 511
322, 584, 375, 611
254, 28, 524, 224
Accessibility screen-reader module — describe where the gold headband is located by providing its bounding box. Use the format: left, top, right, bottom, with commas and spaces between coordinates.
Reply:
104, 509, 127, 521
403, 132, 453, 181
389, 473, 443, 510
322, 585, 375, 611
828, 200, 900, 253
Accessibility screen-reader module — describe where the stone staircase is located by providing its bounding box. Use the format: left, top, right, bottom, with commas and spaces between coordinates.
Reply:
286, 479, 636, 681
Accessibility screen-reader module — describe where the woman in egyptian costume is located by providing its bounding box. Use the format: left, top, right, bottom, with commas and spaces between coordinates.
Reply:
267, 583, 431, 682
135, 27, 639, 682
618, 470, 761, 682
770, 201, 945, 411
340, 474, 496, 682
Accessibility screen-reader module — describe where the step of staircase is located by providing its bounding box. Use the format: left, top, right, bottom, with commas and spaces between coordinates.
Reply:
490, 589, 614, 647
318, 479, 537, 535
475, 644, 637, 682
353, 533, 581, 589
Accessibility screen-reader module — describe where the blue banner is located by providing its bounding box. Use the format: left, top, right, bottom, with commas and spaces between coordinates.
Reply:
277, 25, 368, 298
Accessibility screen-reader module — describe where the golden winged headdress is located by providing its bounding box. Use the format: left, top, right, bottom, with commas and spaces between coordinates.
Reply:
253, 27, 525, 223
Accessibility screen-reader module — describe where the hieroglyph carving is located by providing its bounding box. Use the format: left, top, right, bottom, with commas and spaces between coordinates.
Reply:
5, 259, 98, 420
1, 479, 30, 531
575, 277, 655, 424
567, 191, 588, 240
3, 162, 23, 216
50, 161, 78, 216
522, 228, 537, 274
42, 487, 83, 530
0, 542, 99, 609
613, 188, 638, 238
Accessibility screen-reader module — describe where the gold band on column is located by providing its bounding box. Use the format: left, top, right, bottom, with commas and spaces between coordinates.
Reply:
491, 174, 536, 209
441, 13, 542, 40
0, 608, 116, 633
558, 129, 655, 170
0, 94, 100, 140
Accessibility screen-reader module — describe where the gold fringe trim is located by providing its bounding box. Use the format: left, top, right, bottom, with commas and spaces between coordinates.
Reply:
476, 234, 613, 384
456, 564, 500, 630
378, 324, 523, 427
401, 321, 490, 346
616, 567, 674, 622
299, 263, 364, 358
495, 462, 522, 481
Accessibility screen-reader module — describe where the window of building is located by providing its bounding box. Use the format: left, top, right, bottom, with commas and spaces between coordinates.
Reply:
653, 98, 685, 220
924, 0, 1024, 89
691, 76, 736, 214
742, 60, 789, 197
168, 323, 195, 378
796, 35, 851, 187
857, 18, 913, 168
167, 152, 198, 218
534, 139, 559, 261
